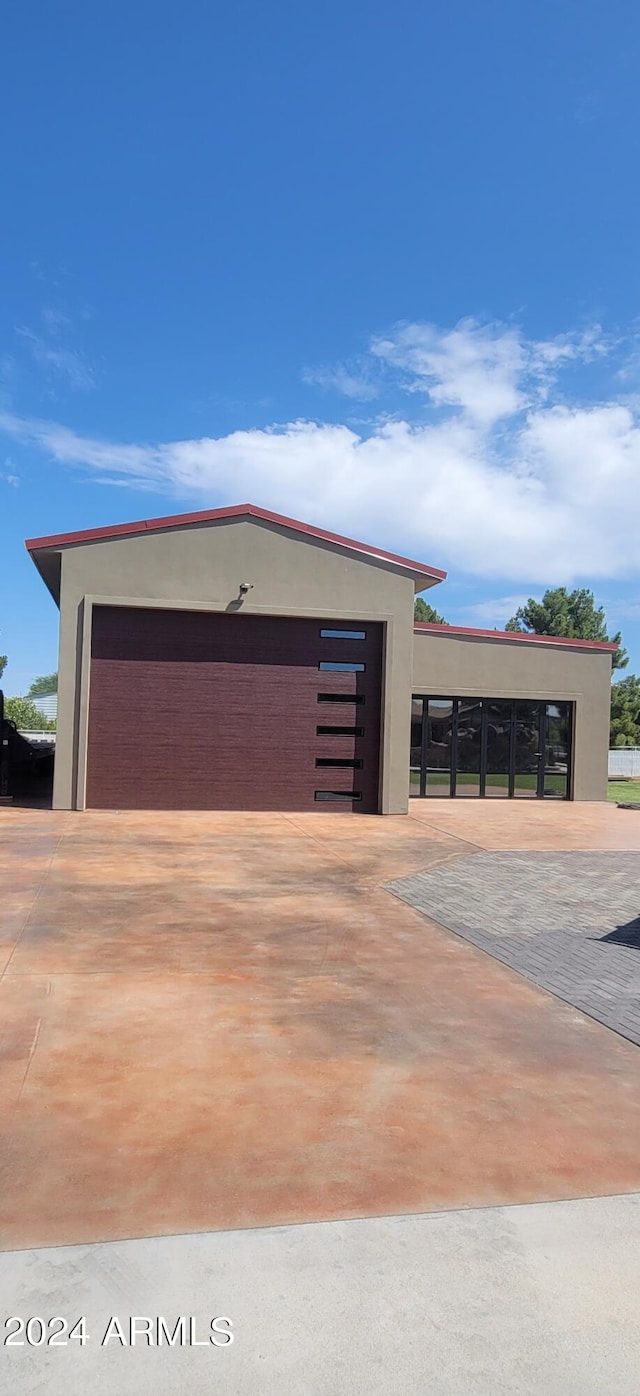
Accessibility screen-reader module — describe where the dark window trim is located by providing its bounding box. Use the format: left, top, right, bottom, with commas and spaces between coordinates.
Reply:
317, 692, 366, 704
450, 698, 458, 798
316, 757, 363, 769
314, 790, 363, 802
508, 699, 516, 798
316, 725, 365, 736
536, 704, 546, 799
319, 661, 366, 672
417, 696, 427, 799
479, 701, 488, 797
566, 701, 575, 800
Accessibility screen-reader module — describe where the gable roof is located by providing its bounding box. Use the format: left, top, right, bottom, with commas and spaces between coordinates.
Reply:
414, 621, 617, 654
25, 502, 446, 602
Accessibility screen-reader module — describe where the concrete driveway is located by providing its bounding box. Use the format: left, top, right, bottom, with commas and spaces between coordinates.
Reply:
2, 1194, 640, 1396
2, 801, 640, 1253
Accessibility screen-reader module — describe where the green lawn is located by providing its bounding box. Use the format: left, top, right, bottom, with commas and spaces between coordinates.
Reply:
607, 780, 640, 804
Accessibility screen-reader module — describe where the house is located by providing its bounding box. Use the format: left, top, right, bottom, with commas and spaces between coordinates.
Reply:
26, 504, 614, 811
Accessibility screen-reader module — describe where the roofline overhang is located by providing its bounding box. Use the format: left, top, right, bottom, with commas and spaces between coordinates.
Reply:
26, 502, 446, 605
414, 621, 617, 654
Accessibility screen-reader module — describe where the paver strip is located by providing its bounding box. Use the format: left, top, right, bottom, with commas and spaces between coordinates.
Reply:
388, 851, 640, 1046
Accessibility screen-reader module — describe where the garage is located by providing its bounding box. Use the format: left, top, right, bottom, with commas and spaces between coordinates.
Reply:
86, 604, 383, 811
25, 502, 613, 812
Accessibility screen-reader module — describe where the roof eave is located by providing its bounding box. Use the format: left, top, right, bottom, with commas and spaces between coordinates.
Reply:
25, 503, 446, 586
27, 547, 62, 606
414, 621, 616, 654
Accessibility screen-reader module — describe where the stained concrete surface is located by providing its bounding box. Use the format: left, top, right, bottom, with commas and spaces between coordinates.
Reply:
2, 1193, 640, 1395
2, 803, 640, 1250
408, 796, 640, 850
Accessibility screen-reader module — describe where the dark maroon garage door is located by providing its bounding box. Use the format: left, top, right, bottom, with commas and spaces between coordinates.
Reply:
86, 606, 383, 812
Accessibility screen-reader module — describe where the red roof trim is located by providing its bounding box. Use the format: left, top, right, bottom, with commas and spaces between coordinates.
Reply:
414, 621, 616, 653
25, 502, 446, 581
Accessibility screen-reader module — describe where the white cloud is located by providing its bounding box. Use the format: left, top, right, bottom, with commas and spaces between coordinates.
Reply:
371, 318, 529, 424
41, 306, 73, 335
3, 316, 640, 586
1, 454, 19, 487
16, 327, 94, 391
301, 361, 378, 400
457, 596, 530, 626
368, 318, 609, 425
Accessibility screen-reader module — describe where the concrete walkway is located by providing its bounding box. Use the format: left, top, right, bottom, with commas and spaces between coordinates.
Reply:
3, 1193, 640, 1395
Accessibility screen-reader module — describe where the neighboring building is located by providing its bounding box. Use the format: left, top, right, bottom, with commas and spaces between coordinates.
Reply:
31, 692, 57, 724
26, 504, 615, 813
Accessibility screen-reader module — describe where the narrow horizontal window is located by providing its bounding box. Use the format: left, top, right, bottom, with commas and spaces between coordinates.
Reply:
319, 629, 366, 640
316, 758, 363, 769
316, 725, 365, 736
314, 790, 363, 802
319, 661, 365, 672
317, 693, 365, 705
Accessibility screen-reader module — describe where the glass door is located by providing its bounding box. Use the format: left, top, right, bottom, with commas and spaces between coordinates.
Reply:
514, 701, 543, 798
543, 702, 571, 798
425, 699, 454, 797
411, 696, 572, 800
484, 699, 512, 797
455, 698, 482, 795
410, 697, 424, 797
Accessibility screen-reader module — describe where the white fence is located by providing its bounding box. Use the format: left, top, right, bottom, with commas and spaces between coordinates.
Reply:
609, 748, 640, 778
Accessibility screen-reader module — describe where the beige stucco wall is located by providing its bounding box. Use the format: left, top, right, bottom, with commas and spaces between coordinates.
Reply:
412, 629, 612, 800
53, 516, 419, 812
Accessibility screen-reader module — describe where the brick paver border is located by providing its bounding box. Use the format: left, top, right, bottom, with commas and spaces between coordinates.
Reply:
387, 852, 640, 1048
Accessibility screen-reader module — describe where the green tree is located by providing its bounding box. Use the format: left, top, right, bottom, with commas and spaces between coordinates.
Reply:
415, 597, 448, 624
3, 697, 56, 731
27, 672, 58, 697
0, 655, 7, 682
610, 676, 640, 747
506, 588, 627, 671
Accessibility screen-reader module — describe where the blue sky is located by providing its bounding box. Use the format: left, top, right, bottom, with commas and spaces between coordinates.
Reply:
2, 0, 640, 695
